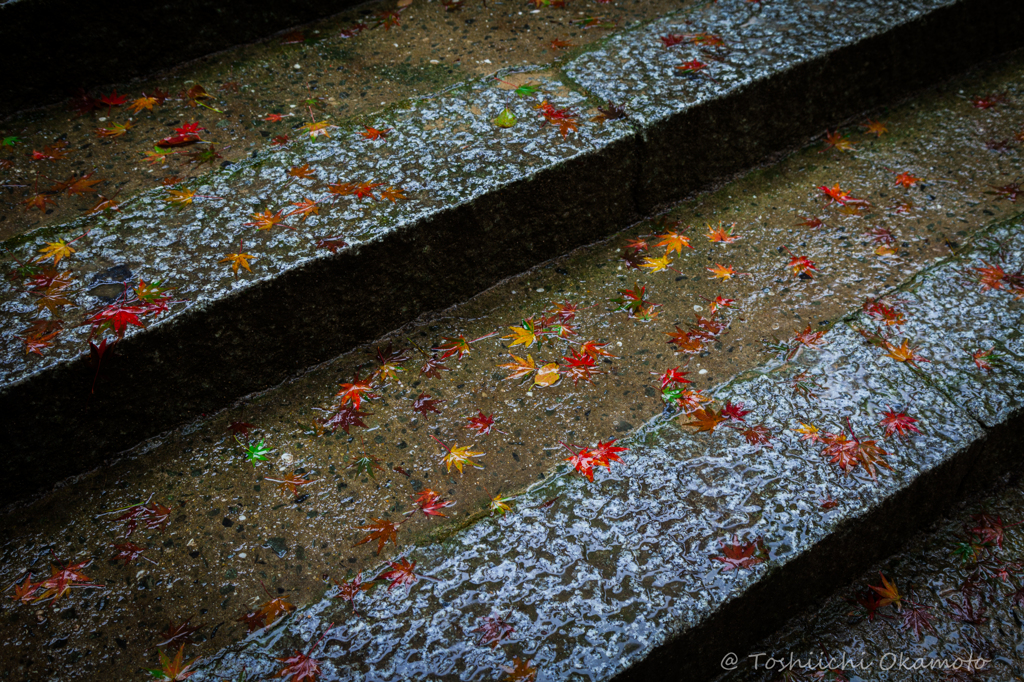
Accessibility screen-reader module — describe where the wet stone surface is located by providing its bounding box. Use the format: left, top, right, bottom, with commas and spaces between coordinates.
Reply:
184, 304, 980, 681
0, 68, 630, 387
715, 477, 1024, 682
855, 220, 1024, 428
0, 18, 1023, 682
564, 0, 948, 126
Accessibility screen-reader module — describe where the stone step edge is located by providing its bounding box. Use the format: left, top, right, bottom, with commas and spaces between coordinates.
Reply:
4, 0, 1023, 503
186, 216, 1024, 682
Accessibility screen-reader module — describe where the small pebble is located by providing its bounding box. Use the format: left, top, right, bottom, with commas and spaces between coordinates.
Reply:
293, 64, 301, 69
693, 305, 703, 312
238, 553, 247, 559
698, 369, 708, 375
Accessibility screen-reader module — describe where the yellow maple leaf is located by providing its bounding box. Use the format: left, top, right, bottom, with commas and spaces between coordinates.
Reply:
443, 444, 485, 474
165, 189, 196, 207
504, 323, 537, 348
641, 254, 672, 272
534, 362, 560, 387
36, 239, 75, 265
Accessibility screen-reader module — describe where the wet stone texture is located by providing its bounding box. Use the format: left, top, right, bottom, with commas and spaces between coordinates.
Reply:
564, 0, 1024, 211
1, 8, 1024, 682
4, 0, 1024, 496
856, 220, 1024, 429
715, 478, 1024, 682
184, 307, 984, 682
0, 43, 1023, 682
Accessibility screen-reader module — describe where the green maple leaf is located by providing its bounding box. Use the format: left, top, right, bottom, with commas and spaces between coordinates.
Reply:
1, 136, 19, 147
244, 440, 271, 463
492, 108, 517, 129
514, 84, 539, 97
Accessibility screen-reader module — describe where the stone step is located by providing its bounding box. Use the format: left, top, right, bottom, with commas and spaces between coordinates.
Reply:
3, 0, 1023, 502
0, 0, 367, 118
1, 41, 1022, 679
184, 216, 1024, 682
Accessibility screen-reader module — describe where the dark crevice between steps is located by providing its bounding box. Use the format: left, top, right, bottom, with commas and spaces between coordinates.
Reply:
0, 0, 370, 120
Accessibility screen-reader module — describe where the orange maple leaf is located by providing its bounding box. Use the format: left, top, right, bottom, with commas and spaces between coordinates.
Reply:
706, 222, 740, 243
707, 263, 737, 280
288, 164, 316, 179
654, 230, 692, 254
894, 172, 920, 188
286, 197, 320, 223
680, 407, 725, 432
361, 126, 391, 140
352, 518, 401, 554
861, 119, 888, 137
245, 209, 292, 231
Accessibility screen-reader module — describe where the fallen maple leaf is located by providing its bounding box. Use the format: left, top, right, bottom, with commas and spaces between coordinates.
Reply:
286, 197, 319, 223
110, 541, 147, 565
288, 164, 316, 180
146, 644, 200, 681
475, 613, 515, 648
870, 572, 903, 611
500, 657, 538, 682
861, 119, 888, 137
676, 58, 707, 75
882, 338, 927, 365
712, 536, 767, 571
238, 596, 295, 632
361, 126, 391, 140
407, 489, 455, 517
681, 407, 725, 432
894, 172, 920, 188
333, 572, 370, 614
412, 393, 443, 415
707, 263, 737, 280
654, 230, 692, 254
245, 209, 291, 231
265, 472, 316, 497
706, 222, 740, 243
466, 411, 497, 435
822, 130, 854, 152
220, 250, 255, 274
353, 518, 401, 554
115, 501, 172, 536
336, 374, 376, 408
900, 602, 935, 640
879, 408, 920, 439
36, 238, 76, 265
378, 558, 419, 592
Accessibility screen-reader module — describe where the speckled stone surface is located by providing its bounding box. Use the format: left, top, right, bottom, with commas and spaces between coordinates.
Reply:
185, 309, 994, 682
853, 220, 1024, 429
3, 0, 1024, 501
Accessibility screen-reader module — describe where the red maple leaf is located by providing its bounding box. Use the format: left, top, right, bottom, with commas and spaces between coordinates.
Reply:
412, 393, 443, 415
116, 501, 172, 536
879, 408, 920, 439
740, 424, 771, 445
900, 602, 936, 640
110, 541, 147, 565
562, 349, 601, 385
378, 558, 418, 592
99, 90, 127, 107
712, 536, 767, 571
33, 559, 103, 603
407, 489, 455, 517
721, 401, 750, 422
655, 366, 690, 389
316, 404, 371, 434
420, 355, 450, 378
333, 572, 370, 614
335, 373, 376, 408
474, 613, 515, 648
276, 650, 320, 682
676, 59, 707, 74
466, 411, 496, 435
